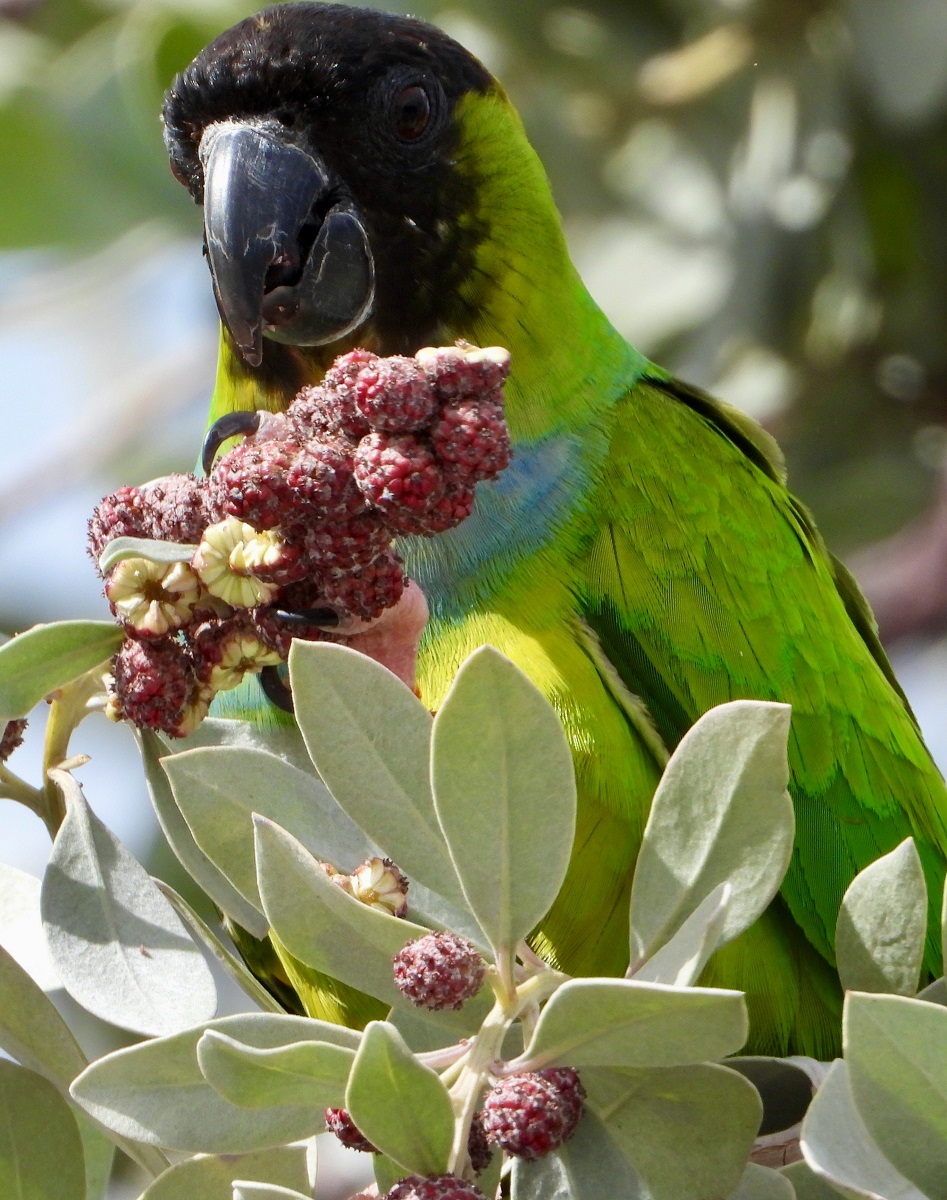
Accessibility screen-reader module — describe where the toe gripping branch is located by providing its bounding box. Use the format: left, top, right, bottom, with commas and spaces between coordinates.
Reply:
260, 666, 295, 713
201, 411, 262, 475
259, 608, 340, 714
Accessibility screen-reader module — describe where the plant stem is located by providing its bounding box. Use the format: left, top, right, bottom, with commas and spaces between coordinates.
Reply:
0, 762, 44, 810
40, 667, 107, 837
447, 998, 512, 1175
444, 963, 569, 1175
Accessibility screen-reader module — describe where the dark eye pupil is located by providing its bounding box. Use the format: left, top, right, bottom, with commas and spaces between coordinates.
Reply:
394, 84, 431, 139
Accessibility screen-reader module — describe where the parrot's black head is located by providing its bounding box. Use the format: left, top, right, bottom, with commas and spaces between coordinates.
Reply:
163, 3, 497, 370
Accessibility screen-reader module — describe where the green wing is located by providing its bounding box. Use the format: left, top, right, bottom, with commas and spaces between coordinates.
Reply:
579, 373, 947, 1052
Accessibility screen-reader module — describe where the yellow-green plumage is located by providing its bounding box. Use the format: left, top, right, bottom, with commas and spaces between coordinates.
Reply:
167, 3, 947, 1055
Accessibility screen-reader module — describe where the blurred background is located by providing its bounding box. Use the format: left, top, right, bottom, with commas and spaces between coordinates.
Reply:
2, 0, 947, 1192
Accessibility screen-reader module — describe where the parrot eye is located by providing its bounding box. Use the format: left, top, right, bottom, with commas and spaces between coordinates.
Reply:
392, 84, 432, 141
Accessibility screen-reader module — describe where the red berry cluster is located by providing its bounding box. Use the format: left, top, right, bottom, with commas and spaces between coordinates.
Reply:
324, 1107, 377, 1153
0, 718, 26, 763
87, 344, 511, 737
325, 1105, 492, 1176
384, 1175, 486, 1200
480, 1067, 585, 1160
392, 931, 486, 1011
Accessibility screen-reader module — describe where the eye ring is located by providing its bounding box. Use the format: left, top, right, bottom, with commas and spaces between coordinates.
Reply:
379, 68, 445, 150
392, 82, 432, 141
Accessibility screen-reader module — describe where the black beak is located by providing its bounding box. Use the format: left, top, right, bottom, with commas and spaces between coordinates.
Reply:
200, 121, 375, 367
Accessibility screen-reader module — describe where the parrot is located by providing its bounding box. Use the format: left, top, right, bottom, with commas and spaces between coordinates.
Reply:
161, 2, 947, 1058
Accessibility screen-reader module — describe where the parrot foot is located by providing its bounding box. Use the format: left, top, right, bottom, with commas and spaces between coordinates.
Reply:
201, 410, 262, 474
272, 606, 340, 629
259, 580, 429, 713
259, 665, 295, 712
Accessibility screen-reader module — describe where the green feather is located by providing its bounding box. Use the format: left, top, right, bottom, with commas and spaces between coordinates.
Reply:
180, 9, 947, 1057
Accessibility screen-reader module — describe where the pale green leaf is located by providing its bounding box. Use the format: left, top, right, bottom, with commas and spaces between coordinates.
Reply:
0, 621, 120, 721
782, 1161, 851, 1200
141, 730, 269, 939
387, 1008, 465, 1054
164, 743, 371, 913
167, 715, 316, 775
583, 1063, 762, 1200
140, 1147, 310, 1200
629, 700, 794, 963
75, 1114, 115, 1200
41, 776, 217, 1035
98, 536, 198, 575
197, 1030, 354, 1108
0, 863, 59, 991
728, 1164, 797, 1200
289, 640, 466, 906
155, 880, 283, 1014
373, 1156, 406, 1194
844, 991, 947, 1199
632, 883, 731, 987
431, 646, 576, 967
918, 977, 947, 1006
346, 1021, 453, 1176
511, 1109, 648, 1199
836, 839, 927, 996
70, 1012, 357, 1152
0, 1060, 85, 1200
520, 978, 748, 1069
0, 865, 123, 1183
254, 815, 489, 1031
233, 1185, 313, 1200
0, 938, 86, 1088
800, 1059, 923, 1200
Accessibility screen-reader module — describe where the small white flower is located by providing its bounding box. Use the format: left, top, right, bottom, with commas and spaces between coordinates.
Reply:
191, 518, 281, 607
106, 558, 203, 636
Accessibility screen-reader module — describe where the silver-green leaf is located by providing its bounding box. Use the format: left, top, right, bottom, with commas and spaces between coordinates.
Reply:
41, 775, 217, 1035
511, 1108, 649, 1199
632, 883, 731, 987
346, 1020, 454, 1176
844, 991, 947, 1199
520, 978, 748, 1069
197, 1030, 354, 1109
70, 1012, 357, 1152
254, 814, 489, 1030
0, 1060, 86, 1200
232, 1185, 313, 1200
0, 939, 85, 1090
800, 1058, 923, 1200
140, 1147, 310, 1200
164, 743, 372, 914
0, 621, 120, 721
782, 1160, 854, 1200
584, 1064, 761, 1200
97, 536, 198, 575
289, 640, 466, 907
431, 646, 576, 971
727, 1164, 797, 1200
141, 730, 269, 939
836, 839, 927, 997
629, 700, 794, 964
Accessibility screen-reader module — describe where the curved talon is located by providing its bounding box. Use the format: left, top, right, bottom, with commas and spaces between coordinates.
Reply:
260, 665, 295, 713
273, 606, 340, 629
201, 410, 262, 475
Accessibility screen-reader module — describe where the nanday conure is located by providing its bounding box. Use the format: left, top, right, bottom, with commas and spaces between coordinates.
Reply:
161, 2, 947, 1057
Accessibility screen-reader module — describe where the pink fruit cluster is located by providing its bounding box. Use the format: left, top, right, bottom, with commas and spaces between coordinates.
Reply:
88, 344, 511, 737
481, 1067, 585, 1160
392, 931, 486, 1011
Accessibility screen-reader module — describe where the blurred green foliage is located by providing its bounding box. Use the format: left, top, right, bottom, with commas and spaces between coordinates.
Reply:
3, 0, 947, 547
